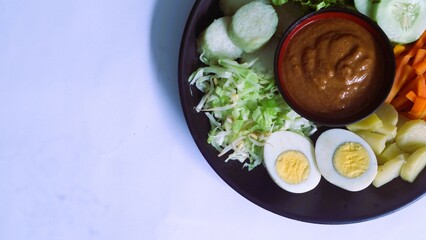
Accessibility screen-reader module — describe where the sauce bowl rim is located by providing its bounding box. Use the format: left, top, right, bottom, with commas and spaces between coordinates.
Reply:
274, 8, 396, 127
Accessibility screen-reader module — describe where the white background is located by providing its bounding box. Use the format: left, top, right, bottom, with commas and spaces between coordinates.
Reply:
0, 0, 425, 239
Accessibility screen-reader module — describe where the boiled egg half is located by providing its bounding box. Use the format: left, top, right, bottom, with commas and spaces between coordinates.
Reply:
315, 129, 378, 192
263, 131, 321, 193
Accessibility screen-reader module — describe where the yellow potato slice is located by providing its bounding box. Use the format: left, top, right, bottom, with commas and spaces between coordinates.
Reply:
375, 103, 398, 126
396, 120, 426, 153
400, 146, 426, 183
377, 142, 403, 165
373, 154, 407, 188
373, 103, 398, 141
396, 114, 409, 129
375, 124, 397, 142
355, 130, 388, 155
346, 113, 383, 132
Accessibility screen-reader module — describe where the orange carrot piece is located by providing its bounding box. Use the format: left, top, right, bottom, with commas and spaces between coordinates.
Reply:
413, 60, 426, 75
387, 30, 426, 119
386, 64, 417, 103
408, 31, 426, 57
399, 75, 420, 96
406, 91, 417, 102
413, 49, 426, 65
408, 97, 426, 119
391, 94, 412, 111
399, 75, 426, 97
404, 112, 419, 120
417, 76, 426, 98
394, 45, 406, 58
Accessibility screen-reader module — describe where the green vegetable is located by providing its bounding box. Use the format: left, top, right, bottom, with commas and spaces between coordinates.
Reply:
272, 0, 355, 11
188, 57, 317, 170
228, 1, 278, 53
355, 0, 426, 44
354, 0, 380, 17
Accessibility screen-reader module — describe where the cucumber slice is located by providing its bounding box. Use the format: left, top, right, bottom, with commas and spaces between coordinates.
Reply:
354, 0, 373, 16
197, 17, 243, 61
375, 0, 426, 44
229, 1, 278, 53
354, 0, 381, 19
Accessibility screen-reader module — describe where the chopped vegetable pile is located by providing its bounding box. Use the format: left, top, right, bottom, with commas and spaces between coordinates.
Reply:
387, 30, 426, 120
188, 0, 426, 186
189, 58, 316, 170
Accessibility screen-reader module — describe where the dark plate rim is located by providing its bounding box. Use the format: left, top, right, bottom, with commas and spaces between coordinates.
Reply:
178, 0, 426, 224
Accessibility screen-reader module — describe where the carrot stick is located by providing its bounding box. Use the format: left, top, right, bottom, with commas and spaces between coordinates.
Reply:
408, 97, 426, 119
399, 75, 420, 96
413, 49, 426, 65
402, 112, 417, 120
386, 64, 417, 103
408, 31, 426, 57
399, 75, 426, 97
388, 30, 426, 120
391, 94, 412, 111
406, 91, 417, 102
417, 76, 426, 98
413, 60, 426, 75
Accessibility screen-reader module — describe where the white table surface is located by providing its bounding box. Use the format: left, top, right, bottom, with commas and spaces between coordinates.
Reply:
1, 0, 425, 239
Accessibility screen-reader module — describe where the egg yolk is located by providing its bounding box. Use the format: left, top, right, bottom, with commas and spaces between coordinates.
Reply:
333, 142, 369, 178
275, 150, 310, 184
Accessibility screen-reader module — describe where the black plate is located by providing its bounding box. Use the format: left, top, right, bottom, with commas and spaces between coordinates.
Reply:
178, 0, 426, 224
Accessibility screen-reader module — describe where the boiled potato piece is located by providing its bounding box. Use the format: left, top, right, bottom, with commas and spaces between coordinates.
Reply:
400, 146, 426, 183
346, 113, 383, 132
396, 120, 426, 153
377, 142, 403, 165
396, 113, 409, 129
373, 154, 407, 188
374, 103, 398, 141
375, 103, 398, 126
375, 124, 397, 142
354, 130, 387, 155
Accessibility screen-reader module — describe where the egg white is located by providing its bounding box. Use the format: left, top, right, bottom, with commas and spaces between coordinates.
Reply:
263, 131, 321, 193
315, 129, 378, 192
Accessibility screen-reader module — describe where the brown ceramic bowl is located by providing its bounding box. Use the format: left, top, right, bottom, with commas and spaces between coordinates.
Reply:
275, 8, 395, 127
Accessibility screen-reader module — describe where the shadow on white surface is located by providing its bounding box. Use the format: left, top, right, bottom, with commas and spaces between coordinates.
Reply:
149, 0, 218, 173
149, 0, 195, 122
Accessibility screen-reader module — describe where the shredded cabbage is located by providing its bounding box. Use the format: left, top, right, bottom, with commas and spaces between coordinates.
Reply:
271, 0, 355, 11
188, 57, 317, 170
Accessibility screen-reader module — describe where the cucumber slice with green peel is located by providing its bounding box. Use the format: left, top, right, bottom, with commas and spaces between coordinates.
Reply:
376, 0, 426, 44
229, 1, 278, 53
354, 0, 373, 17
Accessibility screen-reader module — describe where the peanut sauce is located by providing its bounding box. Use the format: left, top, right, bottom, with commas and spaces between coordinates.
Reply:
280, 18, 384, 119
